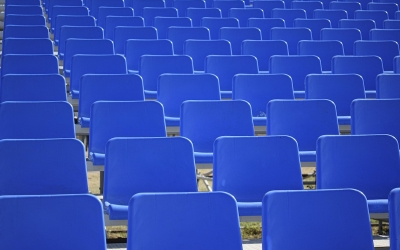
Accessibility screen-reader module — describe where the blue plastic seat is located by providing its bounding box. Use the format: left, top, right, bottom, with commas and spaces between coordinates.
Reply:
1, 55, 59, 78
2, 38, 53, 56
253, 0, 285, 18
186, 8, 221, 26
70, 55, 127, 99
343, 0, 372, 10
212, 0, 245, 17
180, 100, 254, 164
97, 7, 134, 28
201, 17, 239, 39
173, 0, 206, 17
270, 27, 312, 55
320, 28, 362, 55
6, 5, 43, 15
376, 74, 400, 99
292, 1, 324, 18
105, 16, 145, 40
127, 192, 242, 250
54, 15, 95, 45
317, 134, 400, 214
271, 8, 306, 27
6, 0, 40, 5
184, 39, 232, 71
0, 74, 67, 103
79, 74, 144, 128
241, 40, 288, 72
269, 55, 322, 98
213, 136, 303, 217
298, 40, 344, 72
232, 74, 294, 126
355, 10, 389, 28
229, 8, 264, 27
0, 101, 75, 140
89, 101, 167, 165
139, 55, 194, 98
167, 27, 210, 54
127, 0, 165, 15
314, 9, 348, 28
219, 27, 261, 55
339, 19, 376, 39
262, 189, 374, 250
50, 6, 89, 33
104, 137, 198, 220
126, 39, 173, 73
293, 18, 331, 40
153, 16, 192, 39
384, 19, 400, 28
329, 1, 361, 19
351, 99, 400, 143
157, 74, 221, 127
3, 25, 49, 39
354, 40, 399, 72
91, 0, 124, 20
267, 99, 339, 162
64, 39, 114, 77
368, 2, 398, 19
397, 10, 400, 19
247, 18, 285, 40
114, 27, 158, 56
4, 14, 45, 26
332, 55, 384, 98
370, 29, 400, 46
305, 74, 365, 126
389, 188, 400, 250
205, 55, 259, 98
46, 0, 83, 18
58, 26, 104, 59
0, 138, 88, 195
0, 194, 107, 250
143, 7, 178, 26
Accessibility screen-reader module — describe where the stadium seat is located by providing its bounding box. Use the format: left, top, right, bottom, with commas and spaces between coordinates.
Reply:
247, 18, 285, 40
270, 27, 312, 55
213, 0, 245, 17
143, 7, 178, 26
271, 8, 307, 27
354, 40, 399, 72
114, 26, 158, 55
229, 8, 264, 27
6, 5, 42, 15
105, 16, 145, 40
127, 0, 165, 16
46, 0, 82, 18
90, 0, 124, 20
2, 38, 53, 57
355, 10, 389, 28
153, 16, 192, 39
314, 9, 348, 28
219, 27, 261, 55
376, 74, 400, 99
4, 14, 45, 26
50, 6, 89, 32
320, 28, 362, 55
339, 19, 375, 39
54, 15, 95, 45
329, 1, 361, 19
293, 18, 331, 40
368, 2, 398, 19
3, 25, 49, 39
201, 17, 239, 39
1, 54, 58, 77
292, 1, 324, 18
97, 6, 134, 28
173, 0, 206, 17
298, 40, 344, 72
186, 7, 221, 26
389, 188, 400, 250
167, 26, 210, 54
252, 0, 285, 18
370, 29, 400, 45
384, 19, 400, 28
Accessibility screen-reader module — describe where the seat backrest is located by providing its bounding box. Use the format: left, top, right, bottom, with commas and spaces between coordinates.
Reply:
0, 74, 67, 103
1, 54, 59, 77
228, 8, 264, 27
105, 16, 145, 40
157, 73, 221, 118
370, 29, 400, 46
262, 189, 374, 250
332, 55, 384, 91
205, 55, 259, 92
58, 26, 104, 59
70, 55, 127, 98
305, 74, 365, 116
293, 18, 331, 40
355, 9, 389, 28
241, 40, 288, 71
247, 18, 285, 40
269, 55, 322, 92
167, 26, 210, 54
232, 74, 294, 118
0, 138, 88, 195
138, 55, 194, 93
0, 194, 107, 250
89, 101, 167, 158
212, 0, 245, 17
0, 101, 75, 139
214, 135, 303, 202
351, 99, 400, 142
47, 0, 82, 17
173, 0, 206, 17
219, 27, 262, 55
389, 188, 400, 250
2, 38, 53, 56
126, 39, 173, 72
270, 27, 312, 55
339, 19, 376, 39
50, 6, 89, 32
54, 15, 95, 43
79, 74, 144, 127
291, 1, 324, 18
396, 55, 400, 73
376, 74, 400, 99
143, 7, 178, 26
91, 0, 124, 19
368, 2, 399, 19
4, 25, 49, 39
6, 5, 42, 15
184, 39, 232, 71
354, 40, 399, 71
253, 0, 285, 18
317, 134, 400, 200
4, 14, 45, 26
127, 192, 242, 250
314, 9, 348, 28
153, 16, 192, 39
267, 99, 339, 151
320, 28, 362, 55
127, 0, 165, 16
298, 40, 344, 71
201, 17, 239, 39
180, 100, 254, 152
104, 137, 198, 206
186, 7, 221, 26
97, 6, 134, 28
271, 8, 307, 27
6, 0, 40, 5
329, 1, 361, 18
115, 27, 158, 56
384, 19, 400, 29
